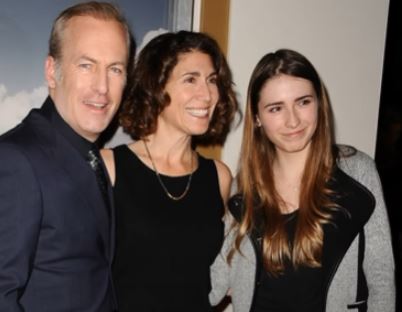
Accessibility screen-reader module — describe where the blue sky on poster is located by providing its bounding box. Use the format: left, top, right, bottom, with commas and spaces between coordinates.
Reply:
0, 0, 170, 136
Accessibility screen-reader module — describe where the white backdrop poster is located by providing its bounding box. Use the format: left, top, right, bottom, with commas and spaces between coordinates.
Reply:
0, 0, 193, 145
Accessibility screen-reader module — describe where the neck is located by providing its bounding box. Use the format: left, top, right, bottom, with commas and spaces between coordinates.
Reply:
144, 133, 192, 162
142, 136, 194, 201
273, 148, 310, 213
141, 133, 195, 177
274, 152, 307, 182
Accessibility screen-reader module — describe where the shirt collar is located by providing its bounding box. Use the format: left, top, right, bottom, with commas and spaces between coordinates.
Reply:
41, 96, 95, 158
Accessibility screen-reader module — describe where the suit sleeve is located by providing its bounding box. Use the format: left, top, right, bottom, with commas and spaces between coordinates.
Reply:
0, 143, 42, 311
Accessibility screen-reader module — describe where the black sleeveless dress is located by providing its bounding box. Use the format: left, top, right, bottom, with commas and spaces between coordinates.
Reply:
112, 145, 224, 312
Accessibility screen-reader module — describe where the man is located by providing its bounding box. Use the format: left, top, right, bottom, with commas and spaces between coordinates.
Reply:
0, 2, 132, 311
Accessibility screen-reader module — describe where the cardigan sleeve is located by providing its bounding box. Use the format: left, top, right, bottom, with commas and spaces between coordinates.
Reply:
339, 148, 395, 311
209, 213, 234, 306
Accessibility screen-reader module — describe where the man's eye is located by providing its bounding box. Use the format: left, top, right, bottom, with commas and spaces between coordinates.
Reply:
111, 67, 123, 75
79, 63, 91, 69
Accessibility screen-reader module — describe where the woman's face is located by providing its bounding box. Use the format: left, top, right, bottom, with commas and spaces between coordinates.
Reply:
158, 51, 219, 137
256, 74, 318, 157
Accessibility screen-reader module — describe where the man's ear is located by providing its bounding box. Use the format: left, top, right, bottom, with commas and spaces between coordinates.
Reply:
45, 56, 57, 89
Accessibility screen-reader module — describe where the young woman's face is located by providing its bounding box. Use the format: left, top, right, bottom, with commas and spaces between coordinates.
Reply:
158, 51, 219, 137
257, 74, 318, 157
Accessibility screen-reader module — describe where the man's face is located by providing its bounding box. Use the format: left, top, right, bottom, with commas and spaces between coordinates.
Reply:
46, 16, 128, 142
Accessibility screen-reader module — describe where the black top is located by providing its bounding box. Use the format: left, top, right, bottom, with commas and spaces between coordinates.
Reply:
112, 145, 224, 312
229, 164, 375, 312
253, 210, 324, 312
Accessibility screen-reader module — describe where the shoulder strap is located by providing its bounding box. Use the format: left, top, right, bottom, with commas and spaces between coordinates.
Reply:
356, 231, 368, 311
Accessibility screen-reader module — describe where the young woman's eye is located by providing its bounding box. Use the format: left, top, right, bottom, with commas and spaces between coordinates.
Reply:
268, 106, 281, 113
299, 99, 311, 106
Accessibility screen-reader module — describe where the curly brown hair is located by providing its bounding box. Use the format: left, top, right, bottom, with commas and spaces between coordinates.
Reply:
120, 31, 239, 146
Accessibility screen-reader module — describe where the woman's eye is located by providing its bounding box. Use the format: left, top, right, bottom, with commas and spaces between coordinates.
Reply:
300, 99, 311, 106
184, 76, 196, 83
208, 76, 217, 84
268, 106, 281, 113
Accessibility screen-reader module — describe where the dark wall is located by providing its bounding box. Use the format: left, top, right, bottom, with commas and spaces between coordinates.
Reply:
375, 0, 401, 308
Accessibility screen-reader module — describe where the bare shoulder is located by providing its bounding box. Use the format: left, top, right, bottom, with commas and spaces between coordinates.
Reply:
126, 141, 143, 155
214, 159, 232, 180
213, 159, 233, 202
100, 148, 116, 185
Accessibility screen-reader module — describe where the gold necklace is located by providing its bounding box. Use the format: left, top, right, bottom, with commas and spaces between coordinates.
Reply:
143, 140, 194, 201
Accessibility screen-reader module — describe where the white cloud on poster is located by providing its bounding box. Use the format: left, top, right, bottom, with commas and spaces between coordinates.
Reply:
0, 84, 47, 135
136, 28, 168, 54
0, 28, 168, 139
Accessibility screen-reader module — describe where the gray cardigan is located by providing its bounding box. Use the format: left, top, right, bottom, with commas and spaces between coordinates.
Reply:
210, 147, 395, 311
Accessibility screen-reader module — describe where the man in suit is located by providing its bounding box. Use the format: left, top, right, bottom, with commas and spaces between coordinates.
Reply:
0, 2, 132, 311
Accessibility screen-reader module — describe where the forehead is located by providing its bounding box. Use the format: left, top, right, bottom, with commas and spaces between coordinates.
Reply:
260, 74, 315, 100
174, 51, 214, 71
60, 16, 128, 59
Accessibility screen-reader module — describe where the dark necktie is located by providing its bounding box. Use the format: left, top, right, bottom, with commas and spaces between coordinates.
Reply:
87, 148, 111, 218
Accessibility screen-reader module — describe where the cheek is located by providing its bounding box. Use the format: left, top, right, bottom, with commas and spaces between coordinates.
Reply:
259, 112, 277, 129
213, 87, 219, 100
260, 118, 278, 139
62, 75, 89, 99
110, 79, 126, 95
263, 126, 276, 141
308, 107, 319, 128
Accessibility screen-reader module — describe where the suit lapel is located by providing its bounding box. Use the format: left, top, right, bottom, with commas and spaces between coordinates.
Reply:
25, 108, 111, 261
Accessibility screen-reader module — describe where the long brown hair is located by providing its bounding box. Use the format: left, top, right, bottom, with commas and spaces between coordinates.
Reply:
233, 49, 336, 274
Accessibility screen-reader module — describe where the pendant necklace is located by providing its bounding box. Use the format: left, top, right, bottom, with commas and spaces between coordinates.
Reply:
143, 140, 193, 201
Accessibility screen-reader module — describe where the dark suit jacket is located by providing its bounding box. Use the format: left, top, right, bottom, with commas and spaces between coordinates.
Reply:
0, 98, 116, 311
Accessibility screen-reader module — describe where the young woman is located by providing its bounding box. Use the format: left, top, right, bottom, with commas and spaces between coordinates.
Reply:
102, 31, 238, 311
210, 49, 395, 311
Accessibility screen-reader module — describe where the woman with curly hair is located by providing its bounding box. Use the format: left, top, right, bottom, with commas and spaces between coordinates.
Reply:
102, 31, 238, 311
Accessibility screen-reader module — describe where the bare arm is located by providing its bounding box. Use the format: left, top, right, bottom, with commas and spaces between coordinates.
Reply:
100, 148, 116, 186
214, 159, 233, 204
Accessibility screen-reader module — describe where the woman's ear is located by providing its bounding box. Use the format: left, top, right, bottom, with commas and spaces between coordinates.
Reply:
255, 116, 262, 127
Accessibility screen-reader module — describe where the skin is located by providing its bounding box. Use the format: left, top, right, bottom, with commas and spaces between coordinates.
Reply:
158, 50, 220, 139
102, 50, 231, 200
257, 74, 318, 160
45, 16, 129, 142
256, 74, 319, 212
